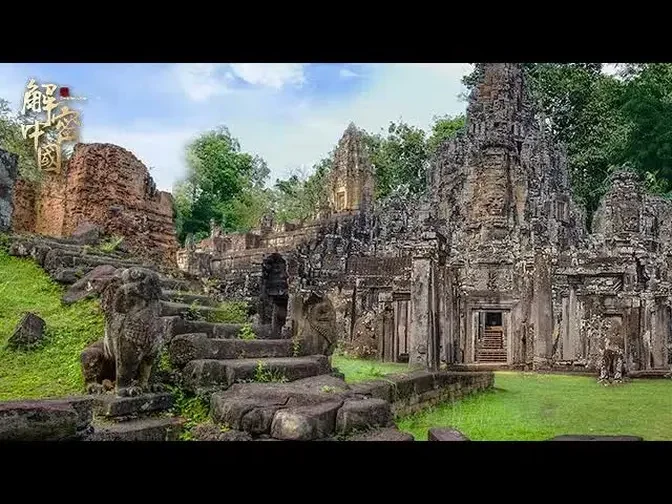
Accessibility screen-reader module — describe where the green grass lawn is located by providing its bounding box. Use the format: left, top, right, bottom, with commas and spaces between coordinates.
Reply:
0, 250, 104, 400
332, 354, 414, 382
398, 372, 672, 441
331, 355, 672, 441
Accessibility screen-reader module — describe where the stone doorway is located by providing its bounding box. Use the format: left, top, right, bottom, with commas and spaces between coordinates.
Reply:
475, 310, 508, 363
259, 253, 289, 338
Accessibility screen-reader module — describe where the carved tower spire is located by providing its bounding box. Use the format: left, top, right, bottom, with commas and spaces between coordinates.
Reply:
328, 123, 375, 213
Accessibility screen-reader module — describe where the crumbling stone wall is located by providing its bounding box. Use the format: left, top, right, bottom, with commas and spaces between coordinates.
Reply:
9, 178, 35, 233
11, 143, 178, 265
553, 170, 672, 371
0, 148, 18, 232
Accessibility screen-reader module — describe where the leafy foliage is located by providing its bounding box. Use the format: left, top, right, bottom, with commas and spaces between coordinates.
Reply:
253, 361, 288, 383
168, 386, 211, 441
366, 122, 428, 199
273, 157, 331, 225
203, 300, 249, 324
237, 323, 256, 340
426, 114, 466, 155
173, 126, 272, 243
0, 98, 42, 183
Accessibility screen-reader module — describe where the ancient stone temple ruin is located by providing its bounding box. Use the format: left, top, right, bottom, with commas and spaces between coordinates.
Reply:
179, 63, 671, 375
10, 143, 178, 265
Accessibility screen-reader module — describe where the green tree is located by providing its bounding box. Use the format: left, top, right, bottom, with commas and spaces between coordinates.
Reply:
427, 114, 466, 155
618, 63, 672, 194
0, 98, 41, 182
366, 121, 428, 199
174, 126, 271, 243
273, 155, 331, 224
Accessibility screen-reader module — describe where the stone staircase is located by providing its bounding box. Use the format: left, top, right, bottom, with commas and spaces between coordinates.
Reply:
5, 233, 414, 441
476, 326, 507, 363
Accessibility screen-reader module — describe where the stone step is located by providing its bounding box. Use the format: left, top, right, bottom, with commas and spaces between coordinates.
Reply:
87, 417, 183, 441
476, 349, 508, 363
10, 236, 130, 258
160, 300, 224, 319
158, 277, 193, 292
93, 392, 174, 419
628, 369, 672, 379
183, 355, 330, 392
169, 334, 294, 368
162, 316, 272, 342
161, 290, 218, 307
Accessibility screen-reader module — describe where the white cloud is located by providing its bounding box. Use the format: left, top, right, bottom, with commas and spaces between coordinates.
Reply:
74, 63, 475, 192
224, 63, 474, 182
229, 64, 306, 89
173, 63, 230, 102
81, 125, 197, 192
339, 68, 358, 79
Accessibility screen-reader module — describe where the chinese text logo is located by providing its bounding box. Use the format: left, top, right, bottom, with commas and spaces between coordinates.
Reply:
19, 79, 84, 175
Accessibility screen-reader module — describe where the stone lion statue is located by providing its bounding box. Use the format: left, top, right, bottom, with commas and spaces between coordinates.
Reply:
292, 292, 338, 356
81, 339, 116, 394
100, 267, 165, 397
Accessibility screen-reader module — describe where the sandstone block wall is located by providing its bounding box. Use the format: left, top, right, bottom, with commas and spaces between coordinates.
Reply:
11, 143, 178, 265
349, 370, 494, 417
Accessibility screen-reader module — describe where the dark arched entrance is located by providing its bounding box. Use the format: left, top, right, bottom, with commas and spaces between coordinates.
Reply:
259, 253, 289, 338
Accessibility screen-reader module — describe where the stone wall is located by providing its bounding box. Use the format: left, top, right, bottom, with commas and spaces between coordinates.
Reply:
0, 149, 18, 232
552, 170, 672, 371
349, 370, 494, 416
11, 143, 178, 265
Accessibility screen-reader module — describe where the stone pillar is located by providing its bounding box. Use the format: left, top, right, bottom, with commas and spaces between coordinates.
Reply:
0, 149, 18, 233
532, 250, 553, 368
408, 231, 444, 370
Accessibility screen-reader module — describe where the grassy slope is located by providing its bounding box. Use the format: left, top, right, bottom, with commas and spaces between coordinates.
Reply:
0, 250, 104, 400
397, 371, 672, 441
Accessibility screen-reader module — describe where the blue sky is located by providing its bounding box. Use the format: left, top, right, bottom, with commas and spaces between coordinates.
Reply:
1, 63, 475, 191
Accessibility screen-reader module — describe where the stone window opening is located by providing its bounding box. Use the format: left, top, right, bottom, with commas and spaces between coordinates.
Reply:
336, 191, 346, 211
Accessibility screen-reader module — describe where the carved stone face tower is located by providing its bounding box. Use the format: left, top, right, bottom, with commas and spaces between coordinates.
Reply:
328, 123, 375, 213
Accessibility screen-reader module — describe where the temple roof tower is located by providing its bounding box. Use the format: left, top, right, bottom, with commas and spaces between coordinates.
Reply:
328, 123, 375, 213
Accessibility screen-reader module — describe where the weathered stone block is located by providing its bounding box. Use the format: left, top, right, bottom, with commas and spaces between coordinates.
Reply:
336, 398, 392, 434
0, 400, 79, 441
45, 396, 94, 431
169, 334, 293, 368
70, 221, 101, 245
428, 427, 470, 441
94, 392, 174, 418
348, 380, 393, 402
87, 417, 183, 441
270, 401, 342, 440
7, 312, 46, 350
62, 264, 118, 304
